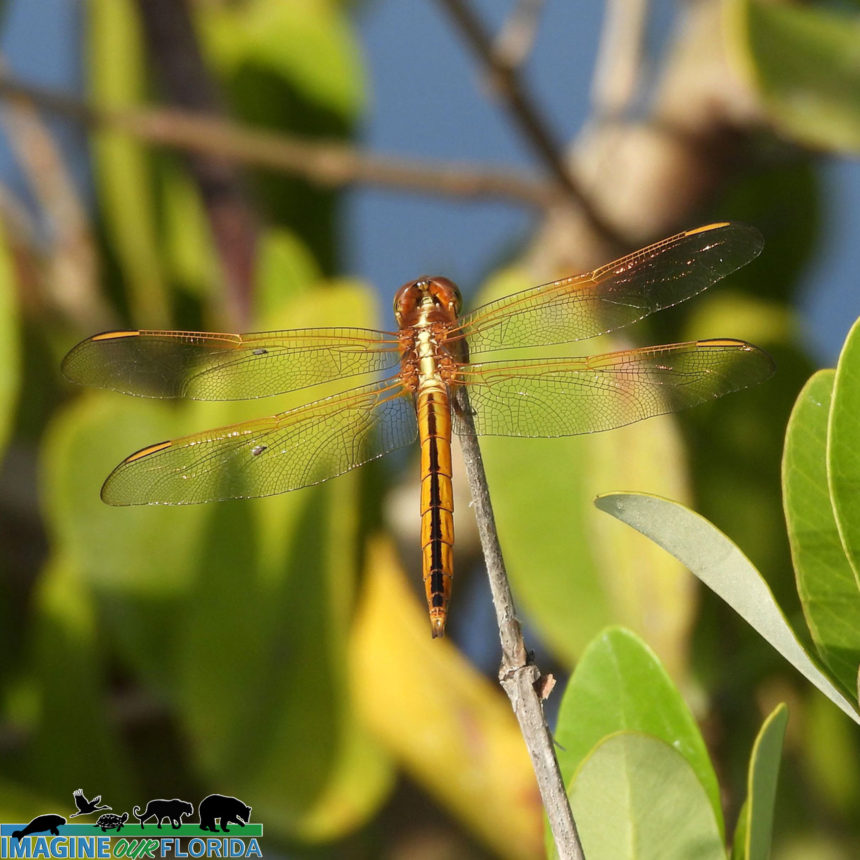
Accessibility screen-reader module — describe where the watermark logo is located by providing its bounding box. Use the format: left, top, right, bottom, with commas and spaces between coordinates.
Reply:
1, 789, 262, 858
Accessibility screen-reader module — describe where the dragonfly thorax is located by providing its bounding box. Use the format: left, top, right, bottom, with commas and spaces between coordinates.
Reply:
393, 276, 462, 329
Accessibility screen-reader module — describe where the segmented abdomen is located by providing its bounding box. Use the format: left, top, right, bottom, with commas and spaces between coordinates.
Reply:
417, 382, 454, 637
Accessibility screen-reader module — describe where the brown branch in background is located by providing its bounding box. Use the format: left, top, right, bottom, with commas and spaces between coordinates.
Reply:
0, 60, 109, 329
527, 0, 767, 282
494, 0, 545, 70
454, 387, 585, 860
436, 0, 623, 246
0, 74, 556, 209
133, 0, 258, 328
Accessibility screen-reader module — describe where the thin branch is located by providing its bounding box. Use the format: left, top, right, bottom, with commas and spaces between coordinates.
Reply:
453, 386, 585, 860
0, 73, 556, 209
436, 0, 623, 246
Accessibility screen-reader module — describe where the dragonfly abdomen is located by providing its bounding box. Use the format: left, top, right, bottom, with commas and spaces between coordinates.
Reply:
417, 382, 454, 638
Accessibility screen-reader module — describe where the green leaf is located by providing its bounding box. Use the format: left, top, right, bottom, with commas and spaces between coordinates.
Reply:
732, 704, 788, 860
783, 370, 860, 693
803, 691, 860, 822
730, 0, 860, 153
828, 319, 860, 589
254, 228, 320, 320
86, 0, 171, 325
480, 269, 694, 670
177, 477, 391, 841
555, 627, 723, 835
595, 493, 860, 724
569, 733, 725, 860
46, 277, 394, 839
731, 798, 749, 860
483, 430, 608, 661
25, 557, 136, 801
0, 231, 19, 457
205, 0, 365, 122
201, 0, 365, 271
160, 161, 218, 302
41, 393, 209, 690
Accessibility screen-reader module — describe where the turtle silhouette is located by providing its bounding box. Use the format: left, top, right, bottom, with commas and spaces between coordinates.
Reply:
12, 814, 66, 840
94, 812, 128, 832
70, 789, 111, 818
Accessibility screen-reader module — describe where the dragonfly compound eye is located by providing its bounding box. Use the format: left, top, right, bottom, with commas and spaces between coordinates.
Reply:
427, 276, 463, 314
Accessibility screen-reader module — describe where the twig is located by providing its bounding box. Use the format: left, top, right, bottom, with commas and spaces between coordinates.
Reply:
453, 386, 585, 860
0, 73, 556, 209
436, 0, 623, 246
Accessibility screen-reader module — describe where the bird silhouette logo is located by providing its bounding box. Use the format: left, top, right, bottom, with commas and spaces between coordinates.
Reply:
69, 789, 111, 819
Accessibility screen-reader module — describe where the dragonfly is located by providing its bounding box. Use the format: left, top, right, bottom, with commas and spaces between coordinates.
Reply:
63, 221, 774, 637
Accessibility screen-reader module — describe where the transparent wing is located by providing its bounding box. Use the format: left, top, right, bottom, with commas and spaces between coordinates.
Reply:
102, 379, 417, 505
62, 327, 401, 400
453, 339, 774, 437
452, 223, 763, 355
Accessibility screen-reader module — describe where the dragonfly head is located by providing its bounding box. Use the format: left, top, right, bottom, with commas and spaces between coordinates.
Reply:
393, 276, 463, 328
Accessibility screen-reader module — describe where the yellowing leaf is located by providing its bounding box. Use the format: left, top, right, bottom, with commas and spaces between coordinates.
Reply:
351, 537, 543, 860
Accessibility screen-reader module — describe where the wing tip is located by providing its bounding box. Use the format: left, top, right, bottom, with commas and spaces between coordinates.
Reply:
695, 338, 776, 382
688, 221, 765, 258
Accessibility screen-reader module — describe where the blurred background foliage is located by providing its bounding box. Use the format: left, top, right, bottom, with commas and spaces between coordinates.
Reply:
0, 0, 858, 856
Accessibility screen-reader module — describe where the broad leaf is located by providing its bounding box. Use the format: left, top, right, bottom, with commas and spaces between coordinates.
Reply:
480, 270, 693, 672
86, 0, 171, 325
783, 370, 860, 693
730, 0, 860, 153
25, 557, 136, 801
569, 733, 724, 860
351, 537, 544, 859
828, 319, 860, 589
555, 627, 723, 835
595, 493, 860, 724
731, 704, 788, 860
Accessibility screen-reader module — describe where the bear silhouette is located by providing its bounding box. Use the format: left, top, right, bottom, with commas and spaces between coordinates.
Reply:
12, 814, 66, 840
133, 798, 194, 829
198, 795, 251, 833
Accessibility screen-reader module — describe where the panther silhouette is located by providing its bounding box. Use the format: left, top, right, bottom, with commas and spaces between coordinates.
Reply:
133, 798, 194, 829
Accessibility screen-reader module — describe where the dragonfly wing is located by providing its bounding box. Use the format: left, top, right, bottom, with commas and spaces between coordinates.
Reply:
62, 327, 401, 400
453, 340, 774, 437
454, 223, 763, 355
102, 379, 417, 505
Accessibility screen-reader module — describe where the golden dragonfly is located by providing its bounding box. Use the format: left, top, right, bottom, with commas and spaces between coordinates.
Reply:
63, 222, 774, 637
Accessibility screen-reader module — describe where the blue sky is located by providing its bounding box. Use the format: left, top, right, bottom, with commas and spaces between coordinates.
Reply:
348, 0, 860, 362
2, 0, 858, 362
